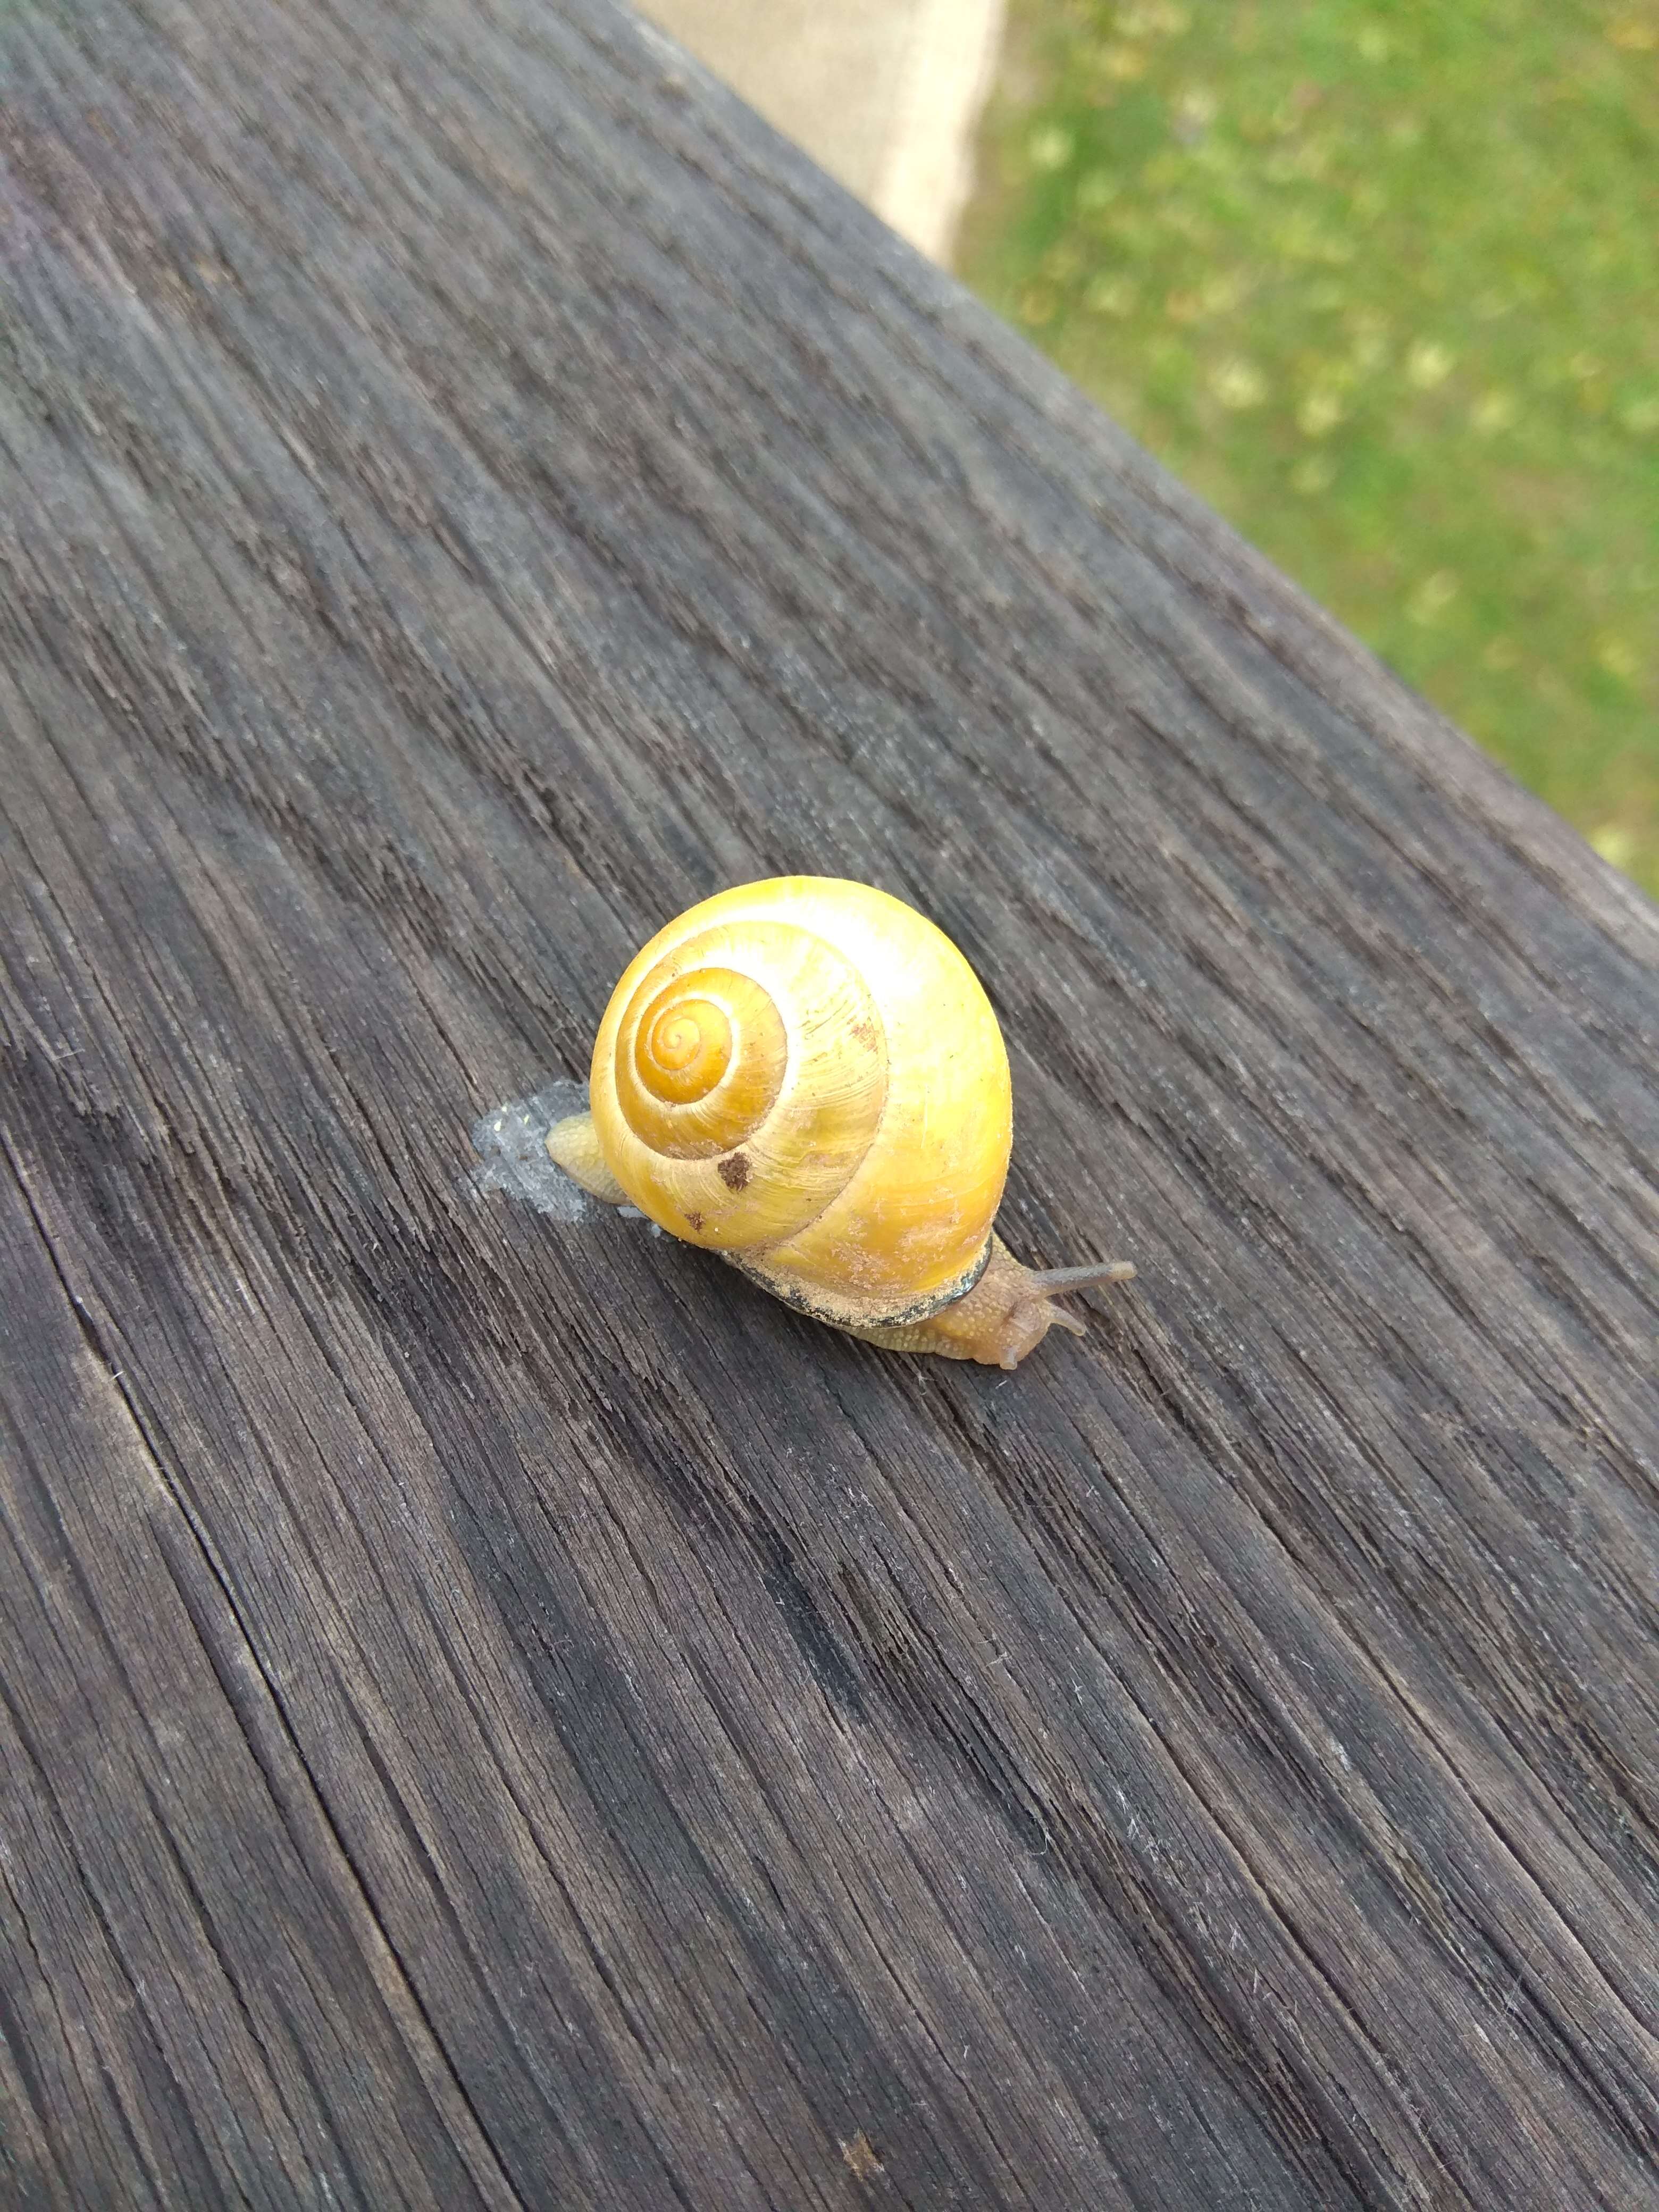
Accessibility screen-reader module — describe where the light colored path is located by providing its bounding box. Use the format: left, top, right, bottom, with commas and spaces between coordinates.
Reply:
633, 0, 1005, 264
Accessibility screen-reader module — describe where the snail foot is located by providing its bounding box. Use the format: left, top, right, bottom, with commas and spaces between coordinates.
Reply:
546, 1111, 630, 1205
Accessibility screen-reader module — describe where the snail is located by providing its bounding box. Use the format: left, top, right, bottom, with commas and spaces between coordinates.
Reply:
546, 877, 1134, 1369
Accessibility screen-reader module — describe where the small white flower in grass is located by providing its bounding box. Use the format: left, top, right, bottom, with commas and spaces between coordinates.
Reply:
1406, 340, 1456, 390
1028, 125, 1074, 173
1589, 825, 1636, 872
1595, 634, 1641, 681
1298, 389, 1346, 437
1406, 571, 1459, 625
1172, 87, 1218, 141
1211, 357, 1267, 409
1470, 390, 1519, 435
1083, 274, 1137, 316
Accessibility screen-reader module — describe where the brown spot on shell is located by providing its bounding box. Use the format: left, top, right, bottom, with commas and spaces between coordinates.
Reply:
717, 1152, 751, 1191
684, 1209, 704, 1232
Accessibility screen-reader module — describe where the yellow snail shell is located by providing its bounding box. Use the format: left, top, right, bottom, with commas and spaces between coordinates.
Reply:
546, 877, 1134, 1368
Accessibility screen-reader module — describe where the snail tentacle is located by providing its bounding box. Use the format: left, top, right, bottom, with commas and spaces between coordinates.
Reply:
1023, 1260, 1138, 1292
838, 1240, 1136, 1369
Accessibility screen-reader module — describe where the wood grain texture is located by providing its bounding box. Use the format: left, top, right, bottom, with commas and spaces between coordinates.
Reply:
1, 0, 1655, 2205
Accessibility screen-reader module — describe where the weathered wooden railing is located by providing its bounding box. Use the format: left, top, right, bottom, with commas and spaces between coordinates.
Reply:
2, 1, 1656, 2203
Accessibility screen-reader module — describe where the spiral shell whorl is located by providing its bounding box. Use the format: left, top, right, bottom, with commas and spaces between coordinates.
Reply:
592, 914, 889, 1254
616, 965, 785, 1157
586, 878, 1012, 1324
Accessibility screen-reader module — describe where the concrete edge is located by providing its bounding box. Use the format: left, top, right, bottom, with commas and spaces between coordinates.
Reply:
873, 0, 1008, 264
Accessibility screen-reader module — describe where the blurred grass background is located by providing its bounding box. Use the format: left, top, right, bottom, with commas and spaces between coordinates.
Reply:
959, 0, 1659, 897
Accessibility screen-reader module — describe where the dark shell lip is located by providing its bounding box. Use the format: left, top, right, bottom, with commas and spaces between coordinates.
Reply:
720, 1236, 993, 1331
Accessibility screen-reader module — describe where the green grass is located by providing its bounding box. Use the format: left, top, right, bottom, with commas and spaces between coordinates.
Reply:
959, 0, 1659, 897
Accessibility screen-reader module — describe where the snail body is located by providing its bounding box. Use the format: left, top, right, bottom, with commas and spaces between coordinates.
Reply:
546, 877, 1133, 1369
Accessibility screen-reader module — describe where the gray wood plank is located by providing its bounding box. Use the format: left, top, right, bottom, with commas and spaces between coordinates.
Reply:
1, 0, 1655, 2205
